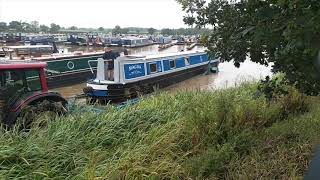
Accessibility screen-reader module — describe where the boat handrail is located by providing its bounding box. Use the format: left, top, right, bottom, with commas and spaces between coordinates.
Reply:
88, 58, 114, 74
45, 68, 61, 74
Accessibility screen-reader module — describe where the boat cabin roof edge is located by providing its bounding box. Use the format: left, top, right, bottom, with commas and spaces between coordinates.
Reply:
117, 50, 207, 62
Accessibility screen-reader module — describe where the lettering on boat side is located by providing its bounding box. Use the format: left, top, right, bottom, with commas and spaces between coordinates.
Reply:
124, 63, 145, 79
128, 64, 142, 71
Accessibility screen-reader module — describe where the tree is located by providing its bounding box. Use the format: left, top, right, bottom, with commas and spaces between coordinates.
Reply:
177, 0, 320, 94
176, 28, 185, 35
161, 28, 174, 36
8, 21, 23, 31
50, 23, 60, 33
112, 25, 122, 35
21, 22, 32, 32
98, 27, 104, 32
0, 22, 7, 31
69, 26, 78, 30
147, 28, 156, 35
40, 25, 49, 33
121, 28, 129, 34
30, 21, 39, 32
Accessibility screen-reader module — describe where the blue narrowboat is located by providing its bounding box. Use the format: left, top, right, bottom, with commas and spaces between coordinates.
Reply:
84, 50, 219, 102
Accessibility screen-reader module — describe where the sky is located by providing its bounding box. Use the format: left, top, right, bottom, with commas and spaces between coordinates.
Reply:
0, 0, 188, 29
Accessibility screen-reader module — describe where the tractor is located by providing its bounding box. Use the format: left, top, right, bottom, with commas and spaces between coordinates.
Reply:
0, 60, 67, 128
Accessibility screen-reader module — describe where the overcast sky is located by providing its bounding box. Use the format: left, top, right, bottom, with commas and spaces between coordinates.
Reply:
0, 0, 188, 29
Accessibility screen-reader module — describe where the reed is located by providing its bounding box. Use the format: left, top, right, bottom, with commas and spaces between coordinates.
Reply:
0, 80, 318, 179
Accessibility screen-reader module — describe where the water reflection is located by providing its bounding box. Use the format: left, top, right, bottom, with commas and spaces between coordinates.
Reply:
166, 60, 272, 92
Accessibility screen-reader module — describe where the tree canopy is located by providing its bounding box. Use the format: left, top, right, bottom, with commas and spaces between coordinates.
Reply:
50, 23, 61, 33
98, 27, 105, 32
112, 25, 122, 35
148, 28, 156, 35
177, 0, 320, 94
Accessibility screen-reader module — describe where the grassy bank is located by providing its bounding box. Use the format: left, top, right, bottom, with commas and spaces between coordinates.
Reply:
0, 82, 319, 179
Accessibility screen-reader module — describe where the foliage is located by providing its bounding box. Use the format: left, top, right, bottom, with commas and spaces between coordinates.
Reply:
177, 0, 320, 94
258, 73, 292, 100
112, 25, 122, 35
49, 23, 61, 33
8, 21, 23, 32
68, 26, 78, 30
39, 25, 49, 33
98, 27, 104, 32
0, 20, 210, 36
0, 22, 7, 31
161, 28, 175, 36
147, 27, 156, 35
0, 83, 317, 179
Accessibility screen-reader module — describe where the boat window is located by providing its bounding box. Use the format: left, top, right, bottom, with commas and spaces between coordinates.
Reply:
149, 63, 158, 73
170, 60, 176, 69
185, 57, 190, 65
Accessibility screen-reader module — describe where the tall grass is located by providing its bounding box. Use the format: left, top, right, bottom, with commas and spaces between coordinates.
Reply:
0, 82, 318, 179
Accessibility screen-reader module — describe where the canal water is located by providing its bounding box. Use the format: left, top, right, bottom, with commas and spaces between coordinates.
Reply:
52, 44, 272, 98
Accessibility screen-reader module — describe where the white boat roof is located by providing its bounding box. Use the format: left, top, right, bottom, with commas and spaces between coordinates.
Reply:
145, 50, 205, 59
118, 50, 206, 61
6, 45, 53, 49
121, 36, 148, 40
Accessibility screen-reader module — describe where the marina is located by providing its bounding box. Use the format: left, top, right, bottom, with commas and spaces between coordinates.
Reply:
0, 0, 317, 179
0, 40, 272, 99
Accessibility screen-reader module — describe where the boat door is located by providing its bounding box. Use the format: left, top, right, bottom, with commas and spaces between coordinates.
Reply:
88, 58, 118, 82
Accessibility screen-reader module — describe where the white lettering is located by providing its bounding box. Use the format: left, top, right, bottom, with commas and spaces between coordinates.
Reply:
128, 64, 142, 71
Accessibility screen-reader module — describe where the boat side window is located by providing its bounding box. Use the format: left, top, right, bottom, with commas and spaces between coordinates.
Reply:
170, 60, 176, 69
185, 57, 190, 66
149, 63, 158, 73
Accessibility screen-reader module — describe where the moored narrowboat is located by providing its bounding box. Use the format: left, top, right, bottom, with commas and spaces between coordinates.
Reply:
34, 52, 102, 88
84, 50, 219, 102
121, 37, 153, 48
1, 45, 103, 88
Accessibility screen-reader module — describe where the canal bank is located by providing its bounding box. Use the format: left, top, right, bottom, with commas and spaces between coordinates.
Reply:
1, 79, 316, 179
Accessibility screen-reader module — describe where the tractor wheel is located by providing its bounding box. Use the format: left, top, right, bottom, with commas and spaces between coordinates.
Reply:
16, 100, 67, 130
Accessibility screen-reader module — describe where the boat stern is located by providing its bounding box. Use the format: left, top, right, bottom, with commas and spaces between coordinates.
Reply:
83, 80, 109, 98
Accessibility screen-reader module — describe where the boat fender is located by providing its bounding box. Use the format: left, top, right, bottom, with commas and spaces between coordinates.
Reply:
83, 86, 94, 94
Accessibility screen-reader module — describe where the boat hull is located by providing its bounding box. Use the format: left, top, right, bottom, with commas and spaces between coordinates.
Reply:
38, 53, 102, 88
86, 62, 216, 102
47, 69, 95, 88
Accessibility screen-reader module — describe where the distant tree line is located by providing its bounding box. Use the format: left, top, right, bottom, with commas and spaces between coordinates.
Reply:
111, 25, 210, 36
0, 21, 210, 35
0, 21, 62, 33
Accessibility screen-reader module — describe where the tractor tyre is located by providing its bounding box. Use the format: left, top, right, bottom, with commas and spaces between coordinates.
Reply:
16, 100, 67, 130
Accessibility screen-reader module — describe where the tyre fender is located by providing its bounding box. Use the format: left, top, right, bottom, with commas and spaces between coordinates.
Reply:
3, 92, 67, 126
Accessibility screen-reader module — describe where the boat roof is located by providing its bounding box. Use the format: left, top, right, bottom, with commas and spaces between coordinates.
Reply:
121, 36, 148, 40
0, 60, 47, 70
118, 50, 206, 61
6, 45, 53, 49
145, 50, 206, 59
33, 51, 104, 61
